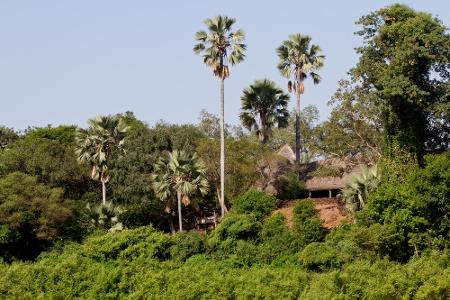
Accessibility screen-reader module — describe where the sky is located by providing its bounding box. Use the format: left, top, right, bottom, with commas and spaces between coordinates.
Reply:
1, 1, 449, 130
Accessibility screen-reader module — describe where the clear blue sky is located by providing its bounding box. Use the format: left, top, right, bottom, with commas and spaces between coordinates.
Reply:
1, 1, 449, 130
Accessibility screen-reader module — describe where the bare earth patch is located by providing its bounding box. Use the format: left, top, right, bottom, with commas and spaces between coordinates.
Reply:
275, 198, 348, 229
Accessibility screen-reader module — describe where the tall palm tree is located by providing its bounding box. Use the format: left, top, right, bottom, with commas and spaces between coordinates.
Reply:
193, 15, 246, 217
240, 79, 290, 144
75, 115, 129, 205
277, 34, 324, 172
152, 150, 209, 232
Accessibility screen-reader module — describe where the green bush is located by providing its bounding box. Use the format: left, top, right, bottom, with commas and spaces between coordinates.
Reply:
232, 190, 277, 220
275, 172, 307, 200
299, 223, 405, 271
293, 200, 326, 246
261, 212, 287, 238
209, 213, 261, 243
170, 231, 205, 262
360, 151, 450, 259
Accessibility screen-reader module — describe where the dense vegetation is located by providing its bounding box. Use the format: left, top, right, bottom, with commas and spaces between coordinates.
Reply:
0, 3, 449, 299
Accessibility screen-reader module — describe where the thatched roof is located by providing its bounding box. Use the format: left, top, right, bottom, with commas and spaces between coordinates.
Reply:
277, 144, 295, 163
305, 176, 345, 191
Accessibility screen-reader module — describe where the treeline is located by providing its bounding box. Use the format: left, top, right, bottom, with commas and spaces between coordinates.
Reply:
0, 3, 449, 298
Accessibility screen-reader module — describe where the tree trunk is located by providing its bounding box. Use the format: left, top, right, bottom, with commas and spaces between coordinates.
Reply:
219, 78, 225, 217
295, 72, 302, 177
167, 216, 176, 234
101, 179, 107, 205
177, 191, 183, 232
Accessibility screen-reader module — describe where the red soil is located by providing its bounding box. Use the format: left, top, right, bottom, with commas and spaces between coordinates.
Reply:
274, 198, 348, 229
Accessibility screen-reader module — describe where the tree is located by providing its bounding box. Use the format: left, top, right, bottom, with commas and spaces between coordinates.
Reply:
0, 126, 92, 200
194, 15, 246, 217
353, 4, 450, 162
277, 34, 324, 171
240, 79, 290, 144
0, 126, 18, 150
75, 115, 129, 205
152, 150, 209, 232
0, 172, 75, 260
317, 80, 383, 163
267, 105, 321, 162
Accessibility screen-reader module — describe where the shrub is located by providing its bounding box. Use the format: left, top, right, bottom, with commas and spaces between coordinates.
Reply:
274, 172, 307, 200
261, 212, 287, 238
170, 231, 205, 262
210, 213, 261, 242
292, 200, 326, 246
233, 190, 277, 219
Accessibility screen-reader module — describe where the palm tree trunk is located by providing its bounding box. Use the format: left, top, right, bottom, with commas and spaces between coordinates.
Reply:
295, 89, 301, 172
295, 70, 302, 177
177, 191, 183, 232
168, 216, 176, 234
101, 179, 106, 205
219, 78, 225, 217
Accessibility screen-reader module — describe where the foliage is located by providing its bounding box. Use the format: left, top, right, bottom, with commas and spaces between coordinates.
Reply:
170, 231, 205, 262
0, 126, 92, 199
277, 34, 324, 89
343, 164, 381, 213
0, 172, 77, 260
152, 150, 209, 232
277, 33, 325, 164
193, 15, 246, 80
85, 202, 123, 231
317, 79, 383, 161
209, 213, 261, 243
232, 190, 277, 220
266, 105, 321, 160
0, 126, 18, 150
240, 79, 290, 144
197, 138, 265, 205
75, 115, 129, 205
360, 151, 450, 258
293, 200, 326, 246
353, 4, 450, 161
274, 172, 307, 200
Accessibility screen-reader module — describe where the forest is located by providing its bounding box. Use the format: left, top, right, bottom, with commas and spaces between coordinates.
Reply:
0, 4, 450, 299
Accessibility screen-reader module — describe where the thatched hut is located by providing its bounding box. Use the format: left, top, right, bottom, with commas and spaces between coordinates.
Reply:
277, 144, 359, 198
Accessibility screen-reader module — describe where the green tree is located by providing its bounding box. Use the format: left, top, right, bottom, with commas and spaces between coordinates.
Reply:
0, 126, 91, 200
277, 34, 324, 170
353, 4, 450, 161
152, 150, 209, 232
317, 80, 383, 162
0, 126, 18, 150
194, 15, 246, 217
268, 105, 320, 162
0, 172, 74, 260
75, 115, 129, 205
240, 79, 290, 144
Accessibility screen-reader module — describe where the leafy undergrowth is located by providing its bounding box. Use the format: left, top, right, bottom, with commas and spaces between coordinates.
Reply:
1, 206, 449, 299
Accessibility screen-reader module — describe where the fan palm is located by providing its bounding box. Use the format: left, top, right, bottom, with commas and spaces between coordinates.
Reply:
152, 150, 209, 232
277, 34, 324, 171
343, 164, 381, 213
240, 79, 290, 144
193, 15, 246, 217
75, 115, 129, 205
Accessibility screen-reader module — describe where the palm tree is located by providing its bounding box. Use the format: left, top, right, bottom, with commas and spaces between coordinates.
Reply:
240, 79, 290, 144
193, 15, 246, 217
277, 34, 324, 172
343, 164, 381, 214
75, 115, 129, 205
152, 150, 209, 232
